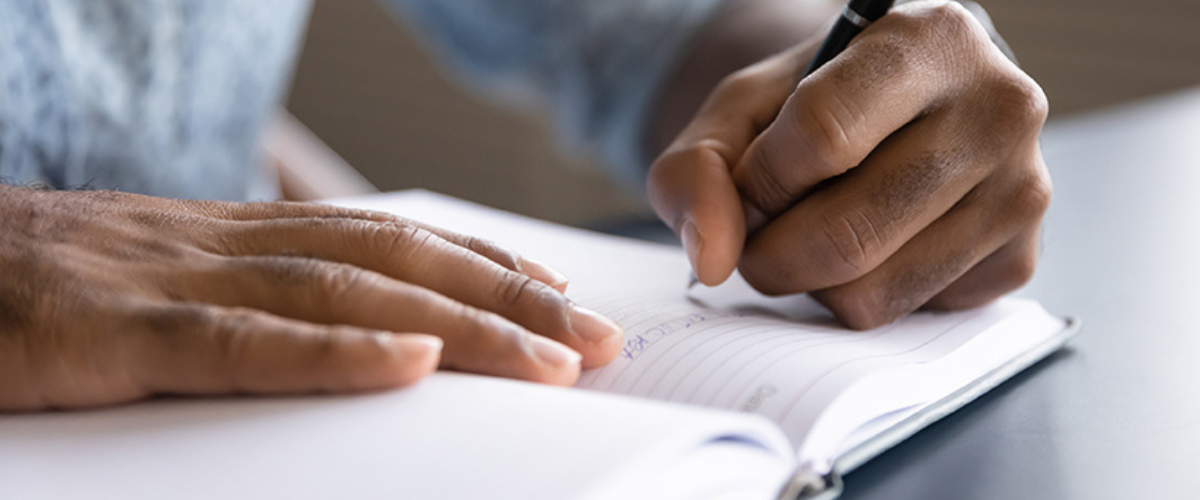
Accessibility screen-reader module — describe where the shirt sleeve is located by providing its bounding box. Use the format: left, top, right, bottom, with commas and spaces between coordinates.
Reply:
376, 0, 733, 187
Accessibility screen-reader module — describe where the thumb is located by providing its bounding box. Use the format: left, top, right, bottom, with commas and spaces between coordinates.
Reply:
647, 143, 746, 286
646, 45, 819, 286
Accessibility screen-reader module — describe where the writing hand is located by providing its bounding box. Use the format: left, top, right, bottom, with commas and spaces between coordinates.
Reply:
648, 1, 1050, 329
0, 187, 622, 411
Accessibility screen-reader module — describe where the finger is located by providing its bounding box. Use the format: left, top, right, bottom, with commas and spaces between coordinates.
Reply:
128, 302, 442, 395
188, 199, 569, 291
732, 2, 996, 221
739, 112, 990, 295
175, 255, 586, 384
183, 198, 395, 223
807, 169, 1051, 329
208, 220, 619, 363
647, 47, 811, 286
924, 225, 1042, 311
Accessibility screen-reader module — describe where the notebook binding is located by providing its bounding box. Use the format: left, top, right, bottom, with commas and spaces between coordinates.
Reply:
778, 469, 843, 500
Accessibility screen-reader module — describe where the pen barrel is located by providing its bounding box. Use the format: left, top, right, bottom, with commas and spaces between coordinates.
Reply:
804, 0, 895, 76
804, 18, 863, 76
848, 0, 893, 21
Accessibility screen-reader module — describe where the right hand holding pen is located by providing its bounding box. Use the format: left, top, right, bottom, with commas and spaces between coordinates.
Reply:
648, 0, 1051, 329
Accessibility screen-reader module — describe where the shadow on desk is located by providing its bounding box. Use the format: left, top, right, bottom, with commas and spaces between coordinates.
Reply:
841, 347, 1079, 500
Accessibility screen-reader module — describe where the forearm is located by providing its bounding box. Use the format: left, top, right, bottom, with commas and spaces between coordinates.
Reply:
645, 0, 841, 159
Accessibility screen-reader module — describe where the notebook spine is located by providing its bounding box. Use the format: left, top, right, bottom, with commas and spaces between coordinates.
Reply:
777, 468, 843, 500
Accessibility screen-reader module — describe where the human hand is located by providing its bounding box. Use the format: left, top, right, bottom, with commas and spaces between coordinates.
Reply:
648, 0, 1051, 329
0, 187, 623, 411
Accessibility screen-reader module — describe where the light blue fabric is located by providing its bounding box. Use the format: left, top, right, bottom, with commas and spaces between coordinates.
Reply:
0, 0, 731, 200
0, 0, 311, 201
379, 0, 730, 187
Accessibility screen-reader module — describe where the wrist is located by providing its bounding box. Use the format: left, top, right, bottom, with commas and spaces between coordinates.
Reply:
645, 0, 841, 160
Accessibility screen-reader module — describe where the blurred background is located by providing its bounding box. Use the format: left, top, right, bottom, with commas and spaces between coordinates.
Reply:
286, 0, 1200, 226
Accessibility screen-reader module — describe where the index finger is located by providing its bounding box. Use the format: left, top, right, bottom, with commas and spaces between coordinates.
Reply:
181, 199, 569, 292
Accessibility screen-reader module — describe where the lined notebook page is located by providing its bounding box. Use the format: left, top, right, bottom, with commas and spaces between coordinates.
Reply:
574, 286, 1033, 445
330, 191, 1056, 448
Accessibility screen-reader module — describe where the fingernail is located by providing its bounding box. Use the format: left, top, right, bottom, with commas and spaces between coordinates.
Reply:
680, 219, 703, 274
520, 257, 569, 291
528, 335, 582, 368
568, 304, 623, 344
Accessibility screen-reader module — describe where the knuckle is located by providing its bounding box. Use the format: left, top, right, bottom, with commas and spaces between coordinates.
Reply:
251, 255, 375, 315
253, 255, 322, 286
814, 209, 881, 282
890, 2, 987, 69
211, 223, 251, 255
1011, 170, 1054, 219
209, 308, 255, 366
305, 325, 346, 367
337, 207, 397, 223
919, 1, 978, 41
315, 263, 372, 313
139, 302, 219, 341
461, 236, 520, 270
456, 303, 526, 355
491, 272, 553, 312
742, 144, 798, 215
793, 91, 858, 175
362, 221, 432, 262
136, 302, 241, 388
740, 208, 885, 297
987, 74, 1050, 130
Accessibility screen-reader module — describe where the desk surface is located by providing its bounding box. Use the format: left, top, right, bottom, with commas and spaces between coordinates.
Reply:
839, 89, 1200, 500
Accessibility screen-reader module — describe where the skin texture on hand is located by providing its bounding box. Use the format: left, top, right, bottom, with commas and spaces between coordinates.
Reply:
0, 186, 624, 411
648, 0, 1051, 329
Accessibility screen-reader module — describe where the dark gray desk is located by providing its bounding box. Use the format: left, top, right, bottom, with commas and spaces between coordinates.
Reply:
840, 89, 1200, 499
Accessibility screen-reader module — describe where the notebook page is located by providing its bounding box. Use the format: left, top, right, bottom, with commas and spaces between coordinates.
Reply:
328, 191, 1056, 450
574, 287, 1035, 447
0, 372, 794, 500
812, 299, 1067, 471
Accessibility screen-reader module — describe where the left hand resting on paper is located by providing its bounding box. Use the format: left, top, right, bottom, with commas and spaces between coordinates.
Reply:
0, 188, 623, 411
646, 0, 1050, 329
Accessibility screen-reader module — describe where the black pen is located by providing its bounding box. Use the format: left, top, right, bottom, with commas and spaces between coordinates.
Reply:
805, 0, 896, 76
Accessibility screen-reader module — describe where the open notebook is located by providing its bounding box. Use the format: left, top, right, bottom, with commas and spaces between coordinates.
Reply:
0, 191, 1078, 500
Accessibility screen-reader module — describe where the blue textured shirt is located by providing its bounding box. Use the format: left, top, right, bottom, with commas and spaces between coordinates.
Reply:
0, 0, 728, 201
